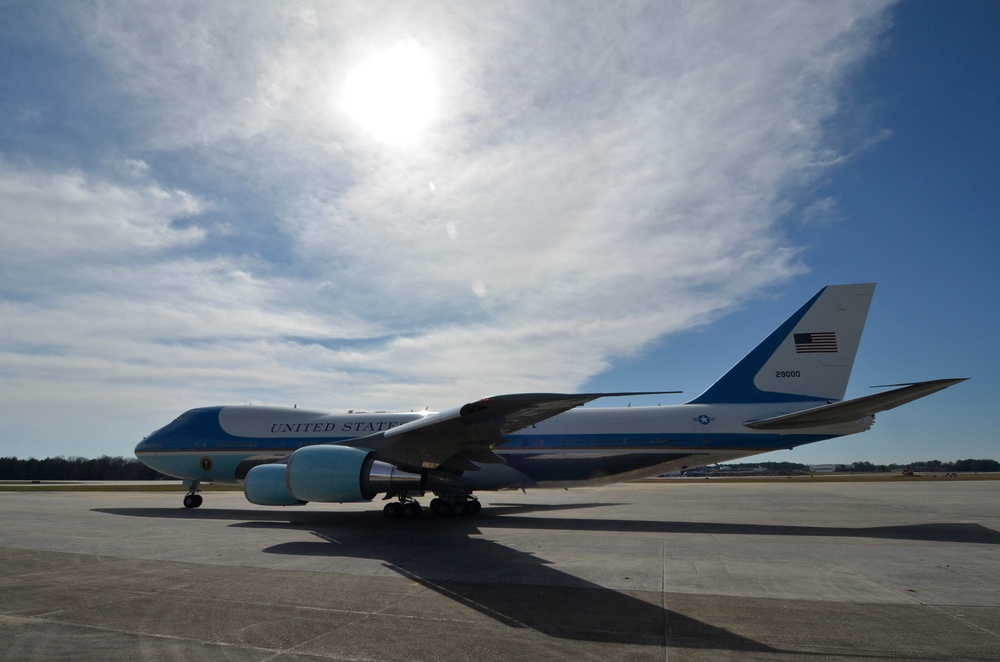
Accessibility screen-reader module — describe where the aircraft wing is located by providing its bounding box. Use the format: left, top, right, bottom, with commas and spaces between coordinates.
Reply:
354, 391, 679, 471
743, 378, 967, 431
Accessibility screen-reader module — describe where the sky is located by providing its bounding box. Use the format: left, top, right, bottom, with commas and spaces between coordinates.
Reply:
0, 1, 997, 465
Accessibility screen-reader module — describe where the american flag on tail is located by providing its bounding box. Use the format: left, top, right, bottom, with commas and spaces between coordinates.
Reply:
794, 332, 838, 353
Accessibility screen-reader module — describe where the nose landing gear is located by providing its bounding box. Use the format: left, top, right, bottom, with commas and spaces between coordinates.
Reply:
182, 480, 203, 509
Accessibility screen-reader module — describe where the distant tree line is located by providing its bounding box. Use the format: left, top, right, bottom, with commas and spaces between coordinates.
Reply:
3, 455, 998, 481
848, 459, 1000, 472
0, 456, 166, 481
724, 460, 1000, 473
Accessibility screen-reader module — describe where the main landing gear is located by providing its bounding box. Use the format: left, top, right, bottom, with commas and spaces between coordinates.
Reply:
182, 480, 203, 509
430, 495, 481, 517
383, 496, 422, 519
381, 493, 483, 518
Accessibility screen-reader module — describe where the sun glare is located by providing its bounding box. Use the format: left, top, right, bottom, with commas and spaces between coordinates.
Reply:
343, 39, 436, 145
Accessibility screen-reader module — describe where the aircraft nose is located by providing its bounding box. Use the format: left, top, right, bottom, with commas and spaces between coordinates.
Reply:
135, 423, 166, 454
135, 433, 153, 454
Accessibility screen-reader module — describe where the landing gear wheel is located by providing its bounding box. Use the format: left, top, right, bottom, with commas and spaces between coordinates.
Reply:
401, 502, 422, 519
383, 502, 402, 519
431, 495, 481, 516
182, 480, 202, 509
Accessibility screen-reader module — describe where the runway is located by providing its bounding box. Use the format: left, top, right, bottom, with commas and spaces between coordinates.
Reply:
1, 480, 999, 660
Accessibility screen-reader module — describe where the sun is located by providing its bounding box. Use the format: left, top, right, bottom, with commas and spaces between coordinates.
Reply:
343, 39, 436, 145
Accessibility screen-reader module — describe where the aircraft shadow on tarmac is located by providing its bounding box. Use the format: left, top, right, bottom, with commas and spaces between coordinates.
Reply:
93, 501, 1000, 651
94, 503, 772, 651
94, 502, 1000, 545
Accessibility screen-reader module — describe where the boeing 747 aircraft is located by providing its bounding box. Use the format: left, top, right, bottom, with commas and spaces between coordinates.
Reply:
135, 283, 965, 517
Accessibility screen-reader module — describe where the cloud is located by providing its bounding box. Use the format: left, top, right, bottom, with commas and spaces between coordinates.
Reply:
0, 159, 203, 266
0, 1, 895, 456
799, 197, 840, 226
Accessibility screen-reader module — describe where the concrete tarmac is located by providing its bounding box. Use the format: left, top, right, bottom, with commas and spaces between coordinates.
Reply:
1, 480, 999, 661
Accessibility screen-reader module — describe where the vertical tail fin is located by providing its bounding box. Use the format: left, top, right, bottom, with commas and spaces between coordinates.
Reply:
689, 283, 875, 404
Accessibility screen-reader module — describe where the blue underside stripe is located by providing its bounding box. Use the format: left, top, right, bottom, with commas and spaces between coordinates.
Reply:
503, 432, 828, 451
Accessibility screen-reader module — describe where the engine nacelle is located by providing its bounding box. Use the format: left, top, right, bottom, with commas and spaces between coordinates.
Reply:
285, 444, 425, 503
244, 463, 306, 506
286, 444, 374, 502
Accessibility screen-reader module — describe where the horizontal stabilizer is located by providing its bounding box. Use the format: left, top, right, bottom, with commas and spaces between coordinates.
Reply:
744, 378, 967, 430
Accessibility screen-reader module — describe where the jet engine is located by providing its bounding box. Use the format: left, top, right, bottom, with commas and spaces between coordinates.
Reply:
243, 444, 424, 506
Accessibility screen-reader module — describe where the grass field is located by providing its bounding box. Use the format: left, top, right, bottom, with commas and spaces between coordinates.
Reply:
639, 472, 1000, 484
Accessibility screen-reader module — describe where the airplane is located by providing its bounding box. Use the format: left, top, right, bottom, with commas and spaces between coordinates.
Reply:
135, 283, 966, 517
